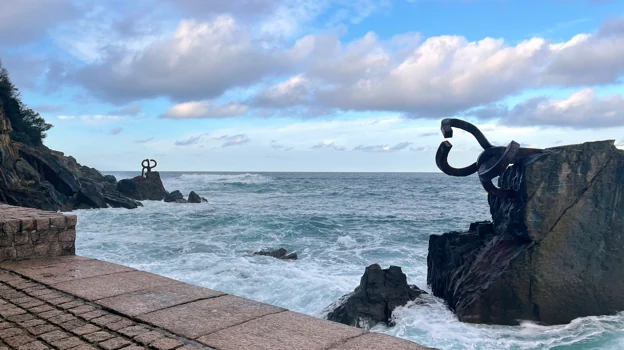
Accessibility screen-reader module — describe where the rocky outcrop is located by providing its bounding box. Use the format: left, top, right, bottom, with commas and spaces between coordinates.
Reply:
188, 191, 206, 203
326, 264, 426, 329
164, 190, 186, 203
253, 248, 297, 260
117, 172, 168, 201
428, 140, 624, 325
0, 104, 141, 211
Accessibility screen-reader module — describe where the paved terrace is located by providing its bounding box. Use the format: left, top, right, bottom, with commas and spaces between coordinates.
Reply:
0, 204, 432, 350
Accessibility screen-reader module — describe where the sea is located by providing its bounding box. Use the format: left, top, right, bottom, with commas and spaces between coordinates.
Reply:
71, 172, 624, 350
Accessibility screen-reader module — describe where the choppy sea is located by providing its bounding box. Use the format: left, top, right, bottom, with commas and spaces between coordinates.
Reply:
72, 172, 624, 350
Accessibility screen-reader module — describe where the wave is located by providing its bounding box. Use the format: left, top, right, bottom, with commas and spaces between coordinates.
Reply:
174, 173, 273, 185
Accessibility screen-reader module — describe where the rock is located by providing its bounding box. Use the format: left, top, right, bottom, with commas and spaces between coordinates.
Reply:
0, 103, 142, 211
101, 184, 143, 209
164, 190, 187, 203
187, 191, 206, 203
117, 172, 168, 201
326, 264, 426, 329
76, 181, 108, 209
103, 175, 117, 183
428, 140, 624, 325
253, 248, 298, 260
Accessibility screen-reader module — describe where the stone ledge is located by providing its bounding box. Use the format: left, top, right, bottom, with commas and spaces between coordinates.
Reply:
0, 205, 76, 262
0, 256, 435, 350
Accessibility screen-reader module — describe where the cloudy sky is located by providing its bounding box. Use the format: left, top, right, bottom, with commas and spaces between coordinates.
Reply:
1, 0, 623, 172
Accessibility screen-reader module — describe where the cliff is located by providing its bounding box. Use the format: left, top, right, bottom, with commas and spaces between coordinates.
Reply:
428, 140, 624, 325
0, 105, 141, 211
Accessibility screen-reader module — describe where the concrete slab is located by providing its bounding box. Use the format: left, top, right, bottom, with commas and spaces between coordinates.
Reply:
329, 332, 434, 350
137, 295, 285, 339
197, 311, 365, 350
52, 271, 179, 300
0, 256, 93, 272
8, 259, 135, 284
96, 282, 225, 316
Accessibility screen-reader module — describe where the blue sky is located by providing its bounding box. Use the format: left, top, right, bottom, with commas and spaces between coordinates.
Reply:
1, 0, 623, 172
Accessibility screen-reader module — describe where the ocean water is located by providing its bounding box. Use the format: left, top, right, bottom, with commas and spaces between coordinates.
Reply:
72, 172, 624, 350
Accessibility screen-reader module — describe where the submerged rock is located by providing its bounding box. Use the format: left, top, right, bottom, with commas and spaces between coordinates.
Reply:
164, 190, 187, 203
117, 172, 168, 201
326, 264, 426, 329
428, 140, 624, 325
253, 248, 297, 260
188, 191, 207, 203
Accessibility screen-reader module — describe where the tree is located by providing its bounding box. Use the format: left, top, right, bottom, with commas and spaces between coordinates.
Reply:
0, 59, 53, 146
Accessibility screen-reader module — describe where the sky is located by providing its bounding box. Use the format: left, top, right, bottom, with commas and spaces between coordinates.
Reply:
1, 0, 623, 172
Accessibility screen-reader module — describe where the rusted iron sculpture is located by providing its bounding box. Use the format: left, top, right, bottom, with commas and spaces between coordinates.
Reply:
435, 118, 544, 198
141, 159, 157, 177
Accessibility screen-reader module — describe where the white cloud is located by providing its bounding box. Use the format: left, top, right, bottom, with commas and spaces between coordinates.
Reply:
0, 0, 78, 46
469, 88, 624, 128
353, 141, 413, 152
218, 134, 250, 147
71, 16, 287, 103
162, 100, 248, 119
311, 141, 346, 151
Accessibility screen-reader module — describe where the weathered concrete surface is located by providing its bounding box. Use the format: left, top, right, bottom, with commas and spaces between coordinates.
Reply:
2, 257, 435, 349
429, 140, 624, 325
196, 311, 364, 350
0, 269, 211, 350
97, 283, 225, 316
138, 296, 285, 339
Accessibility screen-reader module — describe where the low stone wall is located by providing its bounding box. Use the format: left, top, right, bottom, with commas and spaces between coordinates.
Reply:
0, 204, 76, 261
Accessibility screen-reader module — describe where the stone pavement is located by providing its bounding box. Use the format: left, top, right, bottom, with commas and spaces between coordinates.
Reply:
0, 256, 433, 350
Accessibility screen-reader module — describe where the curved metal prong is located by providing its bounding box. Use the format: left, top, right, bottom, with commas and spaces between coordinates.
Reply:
435, 141, 478, 177
478, 141, 520, 180
479, 176, 516, 199
440, 118, 494, 150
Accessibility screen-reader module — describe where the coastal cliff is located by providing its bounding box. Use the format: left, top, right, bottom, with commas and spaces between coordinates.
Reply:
0, 104, 142, 211
428, 140, 624, 325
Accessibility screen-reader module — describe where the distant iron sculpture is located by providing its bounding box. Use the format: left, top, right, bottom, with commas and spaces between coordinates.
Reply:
141, 159, 157, 177
435, 118, 544, 198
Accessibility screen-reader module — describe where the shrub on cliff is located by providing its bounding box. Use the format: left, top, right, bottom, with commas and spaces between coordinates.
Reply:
0, 60, 52, 146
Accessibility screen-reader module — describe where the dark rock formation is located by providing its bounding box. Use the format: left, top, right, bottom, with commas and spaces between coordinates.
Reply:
117, 172, 168, 201
103, 175, 117, 184
428, 140, 624, 325
253, 247, 297, 260
164, 190, 187, 203
0, 106, 142, 211
188, 191, 207, 203
326, 264, 426, 329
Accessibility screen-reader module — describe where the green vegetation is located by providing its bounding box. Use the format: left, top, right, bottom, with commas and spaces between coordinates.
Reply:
0, 59, 52, 146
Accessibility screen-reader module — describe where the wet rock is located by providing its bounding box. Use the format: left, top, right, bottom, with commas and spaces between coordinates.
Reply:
253, 248, 298, 260
428, 140, 624, 325
188, 191, 207, 203
103, 175, 117, 184
326, 264, 426, 329
117, 172, 168, 201
164, 190, 187, 203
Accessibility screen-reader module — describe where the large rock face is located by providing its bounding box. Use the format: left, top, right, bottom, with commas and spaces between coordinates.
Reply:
428, 140, 624, 325
116, 172, 168, 201
0, 105, 141, 211
326, 264, 426, 329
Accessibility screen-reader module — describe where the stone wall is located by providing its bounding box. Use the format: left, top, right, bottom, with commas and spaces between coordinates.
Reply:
0, 204, 76, 261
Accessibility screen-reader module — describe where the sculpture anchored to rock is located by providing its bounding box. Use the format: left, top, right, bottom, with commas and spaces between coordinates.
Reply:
435, 118, 544, 198
141, 158, 157, 177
